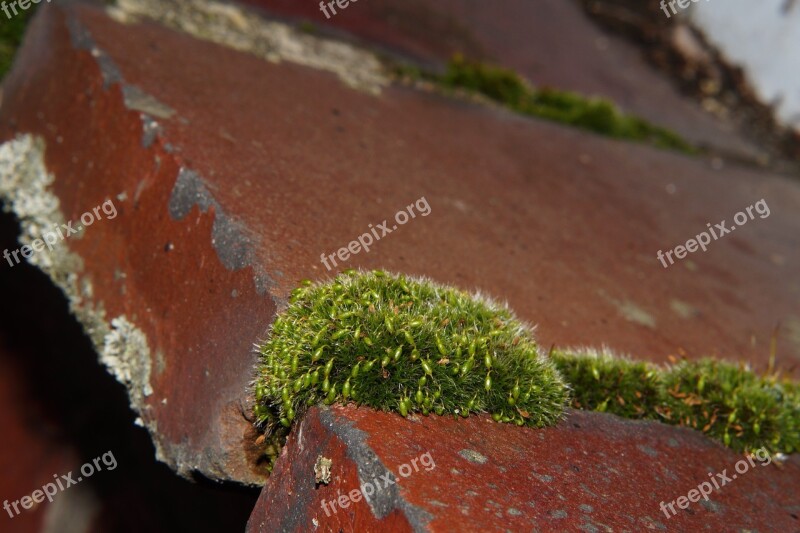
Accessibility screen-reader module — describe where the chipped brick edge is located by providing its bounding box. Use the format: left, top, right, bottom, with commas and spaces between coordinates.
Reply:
109, 0, 388, 94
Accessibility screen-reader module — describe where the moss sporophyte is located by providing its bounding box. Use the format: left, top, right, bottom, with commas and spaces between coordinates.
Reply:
254, 270, 799, 468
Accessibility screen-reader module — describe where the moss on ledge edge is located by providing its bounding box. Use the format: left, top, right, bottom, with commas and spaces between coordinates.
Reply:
254, 269, 568, 469
253, 271, 798, 469
552, 349, 799, 456
392, 55, 696, 154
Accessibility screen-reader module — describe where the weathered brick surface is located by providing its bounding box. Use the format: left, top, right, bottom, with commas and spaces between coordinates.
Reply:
1, 2, 277, 484
0, 214, 260, 532
0, 2, 798, 529
245, 0, 764, 161
249, 405, 800, 532
15, 0, 799, 374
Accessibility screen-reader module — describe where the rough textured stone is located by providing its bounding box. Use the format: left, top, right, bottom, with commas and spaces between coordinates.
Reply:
248, 405, 800, 532
0, 212, 260, 532
244, 0, 766, 161
1, 3, 799, 521
0, 2, 277, 485
81, 0, 800, 373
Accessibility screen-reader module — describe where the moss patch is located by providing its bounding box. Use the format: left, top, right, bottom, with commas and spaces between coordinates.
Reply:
662, 358, 799, 454
254, 270, 568, 467
550, 348, 662, 420
0, 6, 35, 79
393, 55, 695, 153
552, 349, 799, 455
255, 272, 799, 466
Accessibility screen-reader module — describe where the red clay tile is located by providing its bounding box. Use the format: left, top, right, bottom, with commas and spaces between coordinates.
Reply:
249, 405, 800, 532
244, 0, 764, 160
1, 1, 798, 497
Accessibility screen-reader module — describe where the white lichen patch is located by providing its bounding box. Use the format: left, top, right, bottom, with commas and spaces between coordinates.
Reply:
670, 298, 698, 320
314, 455, 333, 485
109, 0, 387, 94
0, 134, 154, 423
0, 135, 265, 483
599, 289, 657, 330
103, 316, 154, 401
618, 300, 656, 329
0, 135, 78, 275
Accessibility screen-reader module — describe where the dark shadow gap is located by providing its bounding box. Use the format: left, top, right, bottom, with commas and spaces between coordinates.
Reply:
0, 210, 260, 532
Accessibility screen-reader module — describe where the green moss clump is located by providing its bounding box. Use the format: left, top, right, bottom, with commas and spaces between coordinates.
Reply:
253, 273, 799, 467
254, 270, 568, 463
552, 350, 800, 455
662, 359, 799, 454
394, 55, 695, 153
440, 56, 530, 109
0, 5, 35, 79
551, 348, 662, 419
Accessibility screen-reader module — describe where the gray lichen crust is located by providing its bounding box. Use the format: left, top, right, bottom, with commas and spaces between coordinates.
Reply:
108, 0, 388, 94
0, 134, 156, 457
103, 316, 155, 402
